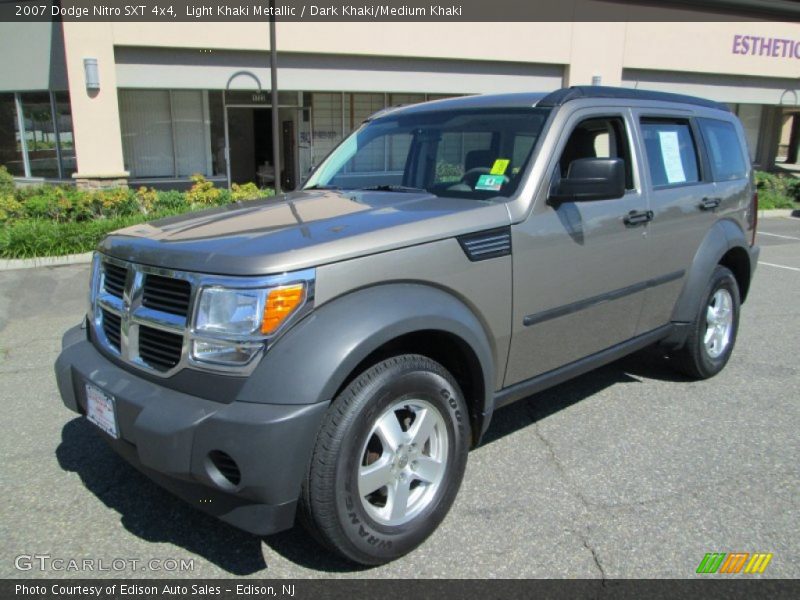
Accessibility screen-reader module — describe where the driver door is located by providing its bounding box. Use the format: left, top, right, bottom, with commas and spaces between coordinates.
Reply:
504, 110, 651, 385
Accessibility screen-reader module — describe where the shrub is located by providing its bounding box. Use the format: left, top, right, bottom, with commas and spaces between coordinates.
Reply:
436, 161, 463, 183
231, 182, 261, 201
154, 189, 188, 212
186, 173, 222, 206
135, 186, 158, 214
0, 194, 24, 223
22, 186, 73, 222
0, 177, 267, 257
94, 187, 139, 217
0, 215, 151, 258
0, 165, 14, 196
755, 171, 800, 209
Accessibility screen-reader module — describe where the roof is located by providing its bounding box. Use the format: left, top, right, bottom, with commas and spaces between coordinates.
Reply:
369, 86, 730, 121
537, 86, 731, 112
368, 92, 548, 120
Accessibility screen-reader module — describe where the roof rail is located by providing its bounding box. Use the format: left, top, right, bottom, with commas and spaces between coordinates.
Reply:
537, 86, 730, 112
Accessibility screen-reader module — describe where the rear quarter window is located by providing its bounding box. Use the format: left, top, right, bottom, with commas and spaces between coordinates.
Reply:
698, 118, 748, 181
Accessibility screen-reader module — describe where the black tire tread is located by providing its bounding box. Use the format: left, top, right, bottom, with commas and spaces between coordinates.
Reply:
672, 265, 740, 380
299, 353, 463, 565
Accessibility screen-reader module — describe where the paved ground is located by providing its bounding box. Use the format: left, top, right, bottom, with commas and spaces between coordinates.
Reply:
0, 217, 797, 579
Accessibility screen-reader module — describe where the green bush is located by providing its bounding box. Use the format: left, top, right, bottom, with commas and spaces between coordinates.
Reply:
0, 165, 14, 196
436, 161, 464, 183
755, 170, 800, 210
0, 215, 152, 259
154, 189, 188, 212
0, 194, 24, 223
186, 173, 222, 206
231, 182, 262, 201
0, 169, 277, 258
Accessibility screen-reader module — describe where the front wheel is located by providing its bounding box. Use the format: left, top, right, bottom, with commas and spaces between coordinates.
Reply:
672, 265, 741, 379
300, 354, 469, 565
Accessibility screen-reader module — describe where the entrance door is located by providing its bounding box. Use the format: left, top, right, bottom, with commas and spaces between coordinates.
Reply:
225, 104, 308, 189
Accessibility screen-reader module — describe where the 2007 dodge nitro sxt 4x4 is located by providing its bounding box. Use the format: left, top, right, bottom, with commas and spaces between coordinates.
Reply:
56, 86, 759, 565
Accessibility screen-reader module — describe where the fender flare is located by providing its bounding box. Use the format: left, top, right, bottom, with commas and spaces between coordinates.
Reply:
238, 283, 496, 435
670, 218, 752, 325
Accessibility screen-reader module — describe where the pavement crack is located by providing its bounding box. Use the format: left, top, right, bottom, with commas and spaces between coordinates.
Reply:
581, 532, 606, 582
530, 419, 593, 511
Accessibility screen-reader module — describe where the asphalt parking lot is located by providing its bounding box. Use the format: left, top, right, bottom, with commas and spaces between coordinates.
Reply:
0, 216, 797, 579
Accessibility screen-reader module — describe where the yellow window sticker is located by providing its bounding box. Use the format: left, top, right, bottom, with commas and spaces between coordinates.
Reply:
490, 159, 510, 175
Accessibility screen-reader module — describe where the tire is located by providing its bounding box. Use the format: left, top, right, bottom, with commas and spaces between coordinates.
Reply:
300, 354, 470, 565
672, 265, 740, 379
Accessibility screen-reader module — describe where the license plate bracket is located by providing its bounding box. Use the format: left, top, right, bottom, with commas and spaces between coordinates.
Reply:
85, 383, 119, 439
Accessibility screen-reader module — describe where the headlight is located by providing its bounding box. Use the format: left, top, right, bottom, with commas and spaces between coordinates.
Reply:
190, 280, 309, 367
195, 287, 265, 335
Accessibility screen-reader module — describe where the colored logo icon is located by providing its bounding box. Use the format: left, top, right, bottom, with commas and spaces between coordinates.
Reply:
696, 552, 773, 574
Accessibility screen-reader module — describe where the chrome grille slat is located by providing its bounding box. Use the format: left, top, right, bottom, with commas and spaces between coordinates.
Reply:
101, 309, 122, 352
139, 326, 183, 371
102, 263, 127, 298
142, 274, 191, 317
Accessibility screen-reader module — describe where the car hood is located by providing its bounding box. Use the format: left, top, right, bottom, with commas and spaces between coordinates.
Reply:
98, 189, 511, 275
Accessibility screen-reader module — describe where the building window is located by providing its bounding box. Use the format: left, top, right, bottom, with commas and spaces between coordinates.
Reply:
0, 91, 74, 179
309, 92, 464, 172
119, 89, 215, 179
0, 93, 25, 176
21, 92, 59, 178
53, 92, 76, 177
310, 92, 343, 166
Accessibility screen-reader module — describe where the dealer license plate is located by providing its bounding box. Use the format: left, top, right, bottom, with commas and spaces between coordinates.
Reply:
85, 383, 119, 439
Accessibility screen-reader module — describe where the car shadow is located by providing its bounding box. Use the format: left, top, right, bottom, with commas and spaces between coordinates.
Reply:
56, 346, 687, 574
56, 418, 267, 575
482, 346, 690, 446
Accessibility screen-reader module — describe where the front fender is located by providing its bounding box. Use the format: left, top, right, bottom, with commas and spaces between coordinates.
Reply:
238, 283, 495, 416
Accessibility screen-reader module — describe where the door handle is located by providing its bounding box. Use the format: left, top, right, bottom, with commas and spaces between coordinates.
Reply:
623, 210, 653, 226
700, 197, 721, 210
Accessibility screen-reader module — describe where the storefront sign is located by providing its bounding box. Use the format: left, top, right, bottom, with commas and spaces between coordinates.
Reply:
732, 34, 800, 59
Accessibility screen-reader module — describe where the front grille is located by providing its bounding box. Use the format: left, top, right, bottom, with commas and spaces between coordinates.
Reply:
138, 326, 183, 371
142, 274, 192, 318
103, 263, 127, 298
101, 309, 122, 352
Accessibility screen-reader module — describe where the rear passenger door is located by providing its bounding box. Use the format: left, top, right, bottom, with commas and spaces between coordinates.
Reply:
505, 110, 650, 385
634, 114, 716, 333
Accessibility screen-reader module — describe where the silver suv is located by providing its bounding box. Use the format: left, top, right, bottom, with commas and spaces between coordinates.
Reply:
55, 86, 759, 565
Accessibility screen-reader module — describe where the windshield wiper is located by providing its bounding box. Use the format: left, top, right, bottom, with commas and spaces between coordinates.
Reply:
357, 185, 428, 193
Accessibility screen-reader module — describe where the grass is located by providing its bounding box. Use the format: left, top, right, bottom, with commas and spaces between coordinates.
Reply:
0, 212, 180, 259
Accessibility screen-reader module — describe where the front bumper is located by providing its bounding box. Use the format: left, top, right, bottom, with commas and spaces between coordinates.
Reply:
54, 325, 328, 535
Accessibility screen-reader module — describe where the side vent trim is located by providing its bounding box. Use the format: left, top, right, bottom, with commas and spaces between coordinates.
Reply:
457, 226, 512, 262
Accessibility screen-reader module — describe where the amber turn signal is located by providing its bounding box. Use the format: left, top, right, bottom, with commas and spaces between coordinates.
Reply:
261, 284, 305, 334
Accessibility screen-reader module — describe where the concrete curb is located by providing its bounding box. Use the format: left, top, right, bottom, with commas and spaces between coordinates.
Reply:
760, 208, 798, 219
0, 252, 93, 272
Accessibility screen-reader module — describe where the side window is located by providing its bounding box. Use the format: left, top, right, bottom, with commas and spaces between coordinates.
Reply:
558, 117, 634, 190
640, 119, 700, 187
698, 118, 747, 181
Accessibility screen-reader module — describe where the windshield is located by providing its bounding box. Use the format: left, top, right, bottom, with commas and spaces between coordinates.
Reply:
304, 107, 550, 199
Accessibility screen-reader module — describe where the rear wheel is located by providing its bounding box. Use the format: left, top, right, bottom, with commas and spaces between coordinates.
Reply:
300, 354, 469, 565
672, 265, 740, 379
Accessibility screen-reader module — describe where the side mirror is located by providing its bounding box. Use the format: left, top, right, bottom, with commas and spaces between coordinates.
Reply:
548, 157, 626, 204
